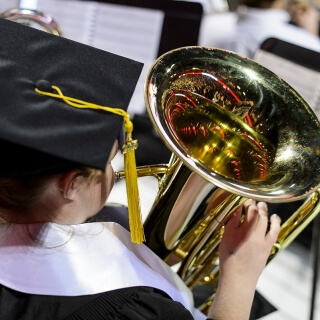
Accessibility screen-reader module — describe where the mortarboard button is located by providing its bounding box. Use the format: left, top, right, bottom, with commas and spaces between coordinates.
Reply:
35, 80, 52, 92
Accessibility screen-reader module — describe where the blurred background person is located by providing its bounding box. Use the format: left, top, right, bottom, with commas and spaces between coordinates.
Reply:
288, 0, 320, 36
199, 0, 320, 58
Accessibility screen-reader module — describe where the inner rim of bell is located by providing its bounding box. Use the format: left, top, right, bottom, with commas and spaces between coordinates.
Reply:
145, 46, 320, 202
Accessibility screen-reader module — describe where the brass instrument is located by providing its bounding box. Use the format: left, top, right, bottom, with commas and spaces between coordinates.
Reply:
130, 46, 320, 310
0, 8, 62, 35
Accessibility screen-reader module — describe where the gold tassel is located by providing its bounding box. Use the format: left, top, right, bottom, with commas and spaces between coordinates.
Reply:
35, 85, 145, 244
122, 122, 145, 244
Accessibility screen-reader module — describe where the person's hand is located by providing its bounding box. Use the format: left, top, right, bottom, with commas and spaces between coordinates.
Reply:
218, 199, 281, 286
207, 199, 281, 320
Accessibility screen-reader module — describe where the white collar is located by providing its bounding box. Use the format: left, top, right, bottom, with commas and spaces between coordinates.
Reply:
238, 5, 290, 23
0, 222, 195, 312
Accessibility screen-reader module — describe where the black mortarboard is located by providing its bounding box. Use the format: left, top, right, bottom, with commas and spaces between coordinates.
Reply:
0, 18, 143, 177
0, 18, 145, 243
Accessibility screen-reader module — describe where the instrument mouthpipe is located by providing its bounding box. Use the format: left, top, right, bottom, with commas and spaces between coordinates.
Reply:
115, 164, 169, 181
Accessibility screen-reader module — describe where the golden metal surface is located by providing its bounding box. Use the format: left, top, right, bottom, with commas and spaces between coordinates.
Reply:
140, 47, 320, 309
145, 46, 320, 202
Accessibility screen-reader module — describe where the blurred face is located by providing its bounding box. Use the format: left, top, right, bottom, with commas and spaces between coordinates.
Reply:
104, 140, 119, 200
80, 141, 119, 221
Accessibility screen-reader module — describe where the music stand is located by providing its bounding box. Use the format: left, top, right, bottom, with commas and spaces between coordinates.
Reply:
84, 0, 203, 57
254, 37, 320, 116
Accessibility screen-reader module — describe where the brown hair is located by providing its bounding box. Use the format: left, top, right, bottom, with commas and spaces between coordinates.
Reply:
0, 167, 96, 219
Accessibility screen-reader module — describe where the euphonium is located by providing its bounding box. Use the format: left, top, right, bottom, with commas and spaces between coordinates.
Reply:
0, 8, 62, 35
137, 46, 320, 311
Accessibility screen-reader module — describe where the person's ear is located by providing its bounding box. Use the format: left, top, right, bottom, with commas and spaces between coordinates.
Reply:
59, 170, 82, 200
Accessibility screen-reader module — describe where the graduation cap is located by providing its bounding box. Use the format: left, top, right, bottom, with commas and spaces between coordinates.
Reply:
0, 18, 145, 243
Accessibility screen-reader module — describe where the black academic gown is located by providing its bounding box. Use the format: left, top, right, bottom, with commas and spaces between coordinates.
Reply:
0, 285, 195, 320
0, 219, 206, 320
